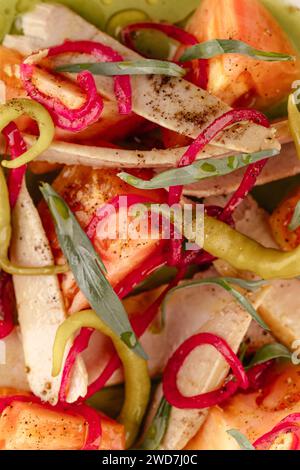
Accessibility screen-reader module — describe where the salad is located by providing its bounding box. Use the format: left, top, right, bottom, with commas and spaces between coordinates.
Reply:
0, 0, 300, 451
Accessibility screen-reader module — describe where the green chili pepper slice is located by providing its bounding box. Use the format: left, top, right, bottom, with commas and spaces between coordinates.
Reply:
0, 99, 55, 169
52, 310, 151, 449
137, 204, 300, 280
0, 167, 67, 275
202, 214, 300, 280
288, 92, 300, 160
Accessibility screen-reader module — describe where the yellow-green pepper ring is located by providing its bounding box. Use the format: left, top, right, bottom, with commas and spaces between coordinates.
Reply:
203, 214, 300, 280
0, 98, 55, 169
0, 166, 68, 275
288, 93, 300, 161
52, 310, 151, 449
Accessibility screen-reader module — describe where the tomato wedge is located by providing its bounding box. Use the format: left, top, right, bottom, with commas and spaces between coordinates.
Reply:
187, 0, 300, 110
39, 167, 167, 313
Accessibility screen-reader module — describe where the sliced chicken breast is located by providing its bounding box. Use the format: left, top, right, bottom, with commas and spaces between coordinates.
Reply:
11, 182, 88, 404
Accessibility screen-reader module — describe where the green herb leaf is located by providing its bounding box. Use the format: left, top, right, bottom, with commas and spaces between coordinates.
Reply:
180, 39, 295, 63
248, 343, 291, 368
56, 60, 186, 77
227, 429, 255, 450
139, 397, 171, 450
118, 149, 279, 190
221, 277, 269, 292
289, 200, 300, 231
161, 277, 269, 330
40, 183, 146, 360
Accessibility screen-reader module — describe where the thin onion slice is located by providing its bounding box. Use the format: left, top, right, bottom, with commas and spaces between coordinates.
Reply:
2, 122, 27, 208
246, 361, 273, 391
114, 251, 167, 300
0, 273, 14, 340
163, 332, 249, 409
21, 65, 103, 133
72, 402, 102, 450
58, 328, 93, 403
254, 419, 300, 451
48, 41, 132, 115
169, 108, 270, 204
220, 160, 268, 221
21, 39, 134, 132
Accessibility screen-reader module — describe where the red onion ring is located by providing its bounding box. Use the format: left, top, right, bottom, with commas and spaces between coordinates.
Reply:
254, 419, 300, 451
58, 328, 93, 403
21, 65, 104, 132
2, 122, 27, 208
48, 41, 132, 115
163, 332, 249, 409
0, 273, 14, 340
21, 39, 133, 132
168, 109, 269, 264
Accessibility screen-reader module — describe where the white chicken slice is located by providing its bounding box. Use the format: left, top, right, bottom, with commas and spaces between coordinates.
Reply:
10, 182, 88, 404
0, 328, 29, 391
4, 3, 279, 156
19, 134, 233, 169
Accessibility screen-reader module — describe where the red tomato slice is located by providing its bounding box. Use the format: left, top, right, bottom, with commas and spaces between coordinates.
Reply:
39, 167, 167, 313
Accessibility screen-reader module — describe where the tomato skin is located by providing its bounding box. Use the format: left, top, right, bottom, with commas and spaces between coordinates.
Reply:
269, 187, 300, 251
187, 0, 300, 110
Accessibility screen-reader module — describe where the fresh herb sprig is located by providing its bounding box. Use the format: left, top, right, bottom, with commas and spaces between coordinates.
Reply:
139, 397, 171, 450
56, 59, 185, 77
118, 149, 279, 190
161, 277, 269, 330
40, 183, 146, 359
227, 429, 255, 450
180, 39, 295, 63
289, 200, 300, 231
248, 343, 291, 368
